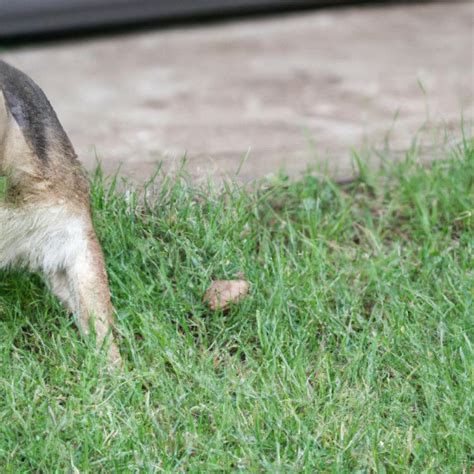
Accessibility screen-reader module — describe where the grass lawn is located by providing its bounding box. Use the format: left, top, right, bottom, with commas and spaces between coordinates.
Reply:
0, 134, 473, 471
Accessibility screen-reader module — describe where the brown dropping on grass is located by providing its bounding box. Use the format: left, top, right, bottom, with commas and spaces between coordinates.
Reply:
204, 279, 250, 310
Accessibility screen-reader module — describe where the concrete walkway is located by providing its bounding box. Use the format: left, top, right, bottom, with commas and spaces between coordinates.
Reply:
3, 1, 473, 182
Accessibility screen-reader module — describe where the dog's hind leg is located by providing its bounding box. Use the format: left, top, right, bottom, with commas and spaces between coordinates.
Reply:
1, 204, 122, 368
0, 205, 7, 269
48, 269, 74, 313
63, 229, 122, 368
0, 204, 24, 269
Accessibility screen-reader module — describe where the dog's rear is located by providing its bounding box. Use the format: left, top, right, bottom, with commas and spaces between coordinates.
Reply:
0, 60, 121, 366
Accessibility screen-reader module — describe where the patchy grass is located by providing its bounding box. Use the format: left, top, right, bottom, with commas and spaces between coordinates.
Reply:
0, 135, 473, 471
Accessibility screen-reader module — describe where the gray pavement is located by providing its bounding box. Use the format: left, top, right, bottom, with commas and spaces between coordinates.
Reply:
3, 1, 473, 183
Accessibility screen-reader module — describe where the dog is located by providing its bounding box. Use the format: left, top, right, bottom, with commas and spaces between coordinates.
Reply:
0, 60, 121, 367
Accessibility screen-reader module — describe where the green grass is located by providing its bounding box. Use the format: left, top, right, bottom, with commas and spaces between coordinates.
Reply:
0, 134, 473, 472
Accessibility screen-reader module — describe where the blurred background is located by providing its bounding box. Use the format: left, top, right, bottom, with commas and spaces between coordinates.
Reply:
1, 0, 472, 182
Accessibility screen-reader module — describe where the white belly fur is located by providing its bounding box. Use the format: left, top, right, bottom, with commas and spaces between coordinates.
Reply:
0, 205, 88, 274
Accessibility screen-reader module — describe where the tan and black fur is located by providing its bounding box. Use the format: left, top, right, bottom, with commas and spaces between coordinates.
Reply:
0, 60, 121, 366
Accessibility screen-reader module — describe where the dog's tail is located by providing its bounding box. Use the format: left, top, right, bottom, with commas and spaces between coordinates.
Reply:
0, 60, 77, 166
